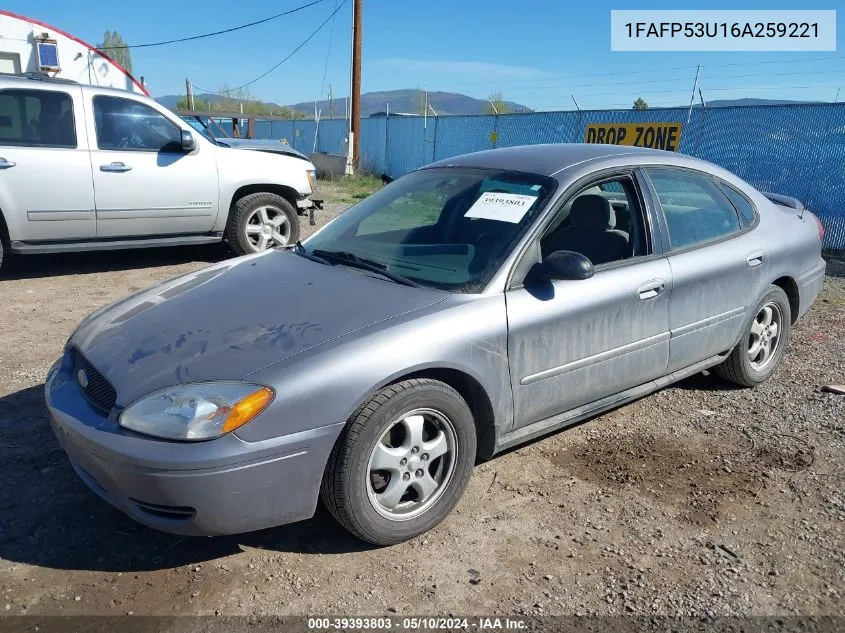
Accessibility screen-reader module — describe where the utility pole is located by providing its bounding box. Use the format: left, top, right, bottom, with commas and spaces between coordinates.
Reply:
328, 83, 334, 118
350, 0, 363, 168
185, 78, 194, 110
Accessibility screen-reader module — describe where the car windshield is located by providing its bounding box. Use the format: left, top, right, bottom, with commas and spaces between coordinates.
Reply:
303, 168, 556, 293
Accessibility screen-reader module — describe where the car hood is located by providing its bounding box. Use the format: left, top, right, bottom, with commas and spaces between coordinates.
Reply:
219, 138, 309, 161
69, 250, 446, 406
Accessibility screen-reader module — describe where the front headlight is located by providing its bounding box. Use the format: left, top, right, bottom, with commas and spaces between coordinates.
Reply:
306, 169, 317, 192
119, 382, 274, 441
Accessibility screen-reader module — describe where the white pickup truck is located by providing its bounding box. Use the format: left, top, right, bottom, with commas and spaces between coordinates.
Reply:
0, 73, 318, 269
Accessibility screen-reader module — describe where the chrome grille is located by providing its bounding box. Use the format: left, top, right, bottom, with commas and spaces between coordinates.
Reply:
72, 349, 117, 413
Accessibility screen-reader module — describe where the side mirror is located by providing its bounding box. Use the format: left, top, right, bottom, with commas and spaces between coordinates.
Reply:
529, 250, 594, 284
180, 130, 196, 152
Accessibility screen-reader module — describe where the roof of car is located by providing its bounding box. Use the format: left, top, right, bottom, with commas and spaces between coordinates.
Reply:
424, 143, 681, 177
0, 72, 79, 86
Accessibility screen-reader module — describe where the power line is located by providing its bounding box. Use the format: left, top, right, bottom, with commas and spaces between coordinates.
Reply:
194, 0, 349, 95
541, 82, 845, 101
452, 54, 845, 90
99, 0, 326, 50
319, 0, 341, 102
496, 67, 845, 94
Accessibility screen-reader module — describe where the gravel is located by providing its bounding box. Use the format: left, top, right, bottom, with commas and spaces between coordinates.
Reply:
0, 194, 842, 617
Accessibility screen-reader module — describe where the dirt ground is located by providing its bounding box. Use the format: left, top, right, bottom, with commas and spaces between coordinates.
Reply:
1, 187, 843, 617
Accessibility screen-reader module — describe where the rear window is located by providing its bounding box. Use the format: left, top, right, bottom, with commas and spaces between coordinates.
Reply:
0, 89, 76, 148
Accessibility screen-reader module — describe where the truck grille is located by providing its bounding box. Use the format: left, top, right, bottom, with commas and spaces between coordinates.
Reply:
72, 349, 117, 413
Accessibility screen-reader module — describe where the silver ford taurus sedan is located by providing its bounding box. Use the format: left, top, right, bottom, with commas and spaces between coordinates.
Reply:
46, 144, 826, 545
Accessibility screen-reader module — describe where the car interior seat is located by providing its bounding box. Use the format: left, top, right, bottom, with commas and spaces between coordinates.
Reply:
543, 194, 630, 265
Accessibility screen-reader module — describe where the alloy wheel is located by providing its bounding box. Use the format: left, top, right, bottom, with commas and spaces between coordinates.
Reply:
748, 301, 783, 371
366, 408, 457, 521
243, 205, 291, 252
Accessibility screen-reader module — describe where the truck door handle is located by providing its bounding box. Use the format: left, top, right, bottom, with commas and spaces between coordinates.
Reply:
100, 162, 132, 173
637, 279, 666, 301
0, 158, 16, 169
746, 250, 764, 267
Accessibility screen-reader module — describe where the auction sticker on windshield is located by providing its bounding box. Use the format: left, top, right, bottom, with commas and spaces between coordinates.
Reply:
465, 192, 538, 223
585, 122, 683, 151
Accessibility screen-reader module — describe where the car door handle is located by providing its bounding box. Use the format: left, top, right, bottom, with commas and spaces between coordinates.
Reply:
100, 162, 132, 173
0, 158, 16, 169
637, 279, 666, 301
746, 250, 764, 267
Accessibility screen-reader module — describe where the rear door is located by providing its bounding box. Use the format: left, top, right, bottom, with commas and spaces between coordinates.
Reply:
506, 170, 672, 429
642, 167, 767, 372
87, 93, 219, 237
0, 86, 95, 242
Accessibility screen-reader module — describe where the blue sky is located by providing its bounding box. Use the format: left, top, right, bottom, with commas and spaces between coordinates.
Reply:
7, 0, 844, 110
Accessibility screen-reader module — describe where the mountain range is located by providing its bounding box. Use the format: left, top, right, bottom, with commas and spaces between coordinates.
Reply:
156, 89, 530, 116
156, 91, 822, 116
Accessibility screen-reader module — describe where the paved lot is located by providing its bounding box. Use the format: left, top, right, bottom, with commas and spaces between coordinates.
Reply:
1, 191, 843, 616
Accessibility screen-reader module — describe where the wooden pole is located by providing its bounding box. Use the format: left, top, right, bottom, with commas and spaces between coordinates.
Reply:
351, 0, 362, 166
185, 78, 194, 110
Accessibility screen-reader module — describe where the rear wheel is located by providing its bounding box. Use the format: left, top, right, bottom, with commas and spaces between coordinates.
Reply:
321, 378, 477, 546
226, 192, 299, 256
715, 285, 791, 387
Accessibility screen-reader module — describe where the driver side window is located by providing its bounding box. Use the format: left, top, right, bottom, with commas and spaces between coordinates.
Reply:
93, 95, 182, 152
540, 175, 648, 266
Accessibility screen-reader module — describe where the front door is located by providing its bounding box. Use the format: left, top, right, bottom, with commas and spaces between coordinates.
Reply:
506, 172, 671, 429
0, 86, 95, 242
642, 167, 768, 372
88, 94, 219, 238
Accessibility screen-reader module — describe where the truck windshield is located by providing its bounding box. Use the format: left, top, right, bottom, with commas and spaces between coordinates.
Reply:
303, 167, 556, 293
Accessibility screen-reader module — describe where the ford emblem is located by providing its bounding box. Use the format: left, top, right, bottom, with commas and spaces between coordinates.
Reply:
77, 369, 89, 389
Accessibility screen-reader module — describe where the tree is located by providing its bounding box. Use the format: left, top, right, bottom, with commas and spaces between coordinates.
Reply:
485, 91, 511, 114
633, 97, 648, 110
96, 30, 133, 72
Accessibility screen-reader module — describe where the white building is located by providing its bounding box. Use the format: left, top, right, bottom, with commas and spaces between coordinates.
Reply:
0, 10, 147, 95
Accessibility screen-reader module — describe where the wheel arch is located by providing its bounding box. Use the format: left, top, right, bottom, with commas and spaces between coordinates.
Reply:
228, 184, 300, 216
771, 275, 800, 324
385, 368, 498, 461
0, 207, 9, 246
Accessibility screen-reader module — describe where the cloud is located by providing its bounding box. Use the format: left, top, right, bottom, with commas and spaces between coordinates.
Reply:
371, 58, 552, 81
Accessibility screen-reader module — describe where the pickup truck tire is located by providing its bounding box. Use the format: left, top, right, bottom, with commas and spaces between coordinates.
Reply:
226, 193, 300, 256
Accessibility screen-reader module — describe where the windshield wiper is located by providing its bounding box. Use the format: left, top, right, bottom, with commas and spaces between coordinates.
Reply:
291, 240, 331, 265
311, 249, 421, 288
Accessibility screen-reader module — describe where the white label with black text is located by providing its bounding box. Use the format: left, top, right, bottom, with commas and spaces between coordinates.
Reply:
465, 192, 537, 224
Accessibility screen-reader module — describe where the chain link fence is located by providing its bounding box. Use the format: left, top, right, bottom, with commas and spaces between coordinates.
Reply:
253, 104, 845, 249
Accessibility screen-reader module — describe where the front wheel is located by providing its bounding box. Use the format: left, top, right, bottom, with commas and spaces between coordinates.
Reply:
225, 192, 299, 256
714, 285, 791, 387
321, 379, 477, 546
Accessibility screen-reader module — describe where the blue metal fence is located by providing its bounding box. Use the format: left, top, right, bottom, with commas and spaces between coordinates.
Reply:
252, 104, 845, 249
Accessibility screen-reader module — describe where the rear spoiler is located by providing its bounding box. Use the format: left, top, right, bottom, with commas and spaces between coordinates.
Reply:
762, 192, 806, 212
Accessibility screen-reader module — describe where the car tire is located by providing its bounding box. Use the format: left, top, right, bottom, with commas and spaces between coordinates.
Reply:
0, 237, 4, 271
321, 378, 477, 546
225, 192, 300, 256
714, 285, 792, 387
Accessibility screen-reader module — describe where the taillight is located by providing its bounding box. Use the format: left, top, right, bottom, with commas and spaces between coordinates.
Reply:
812, 214, 825, 241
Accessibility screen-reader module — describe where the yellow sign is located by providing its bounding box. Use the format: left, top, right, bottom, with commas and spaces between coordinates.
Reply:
584, 122, 683, 152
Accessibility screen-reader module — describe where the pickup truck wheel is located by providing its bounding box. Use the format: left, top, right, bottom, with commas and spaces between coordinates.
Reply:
226, 193, 299, 255
0, 238, 4, 271
321, 378, 477, 546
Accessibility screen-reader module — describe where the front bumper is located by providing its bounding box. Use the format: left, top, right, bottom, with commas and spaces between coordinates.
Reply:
45, 355, 343, 536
